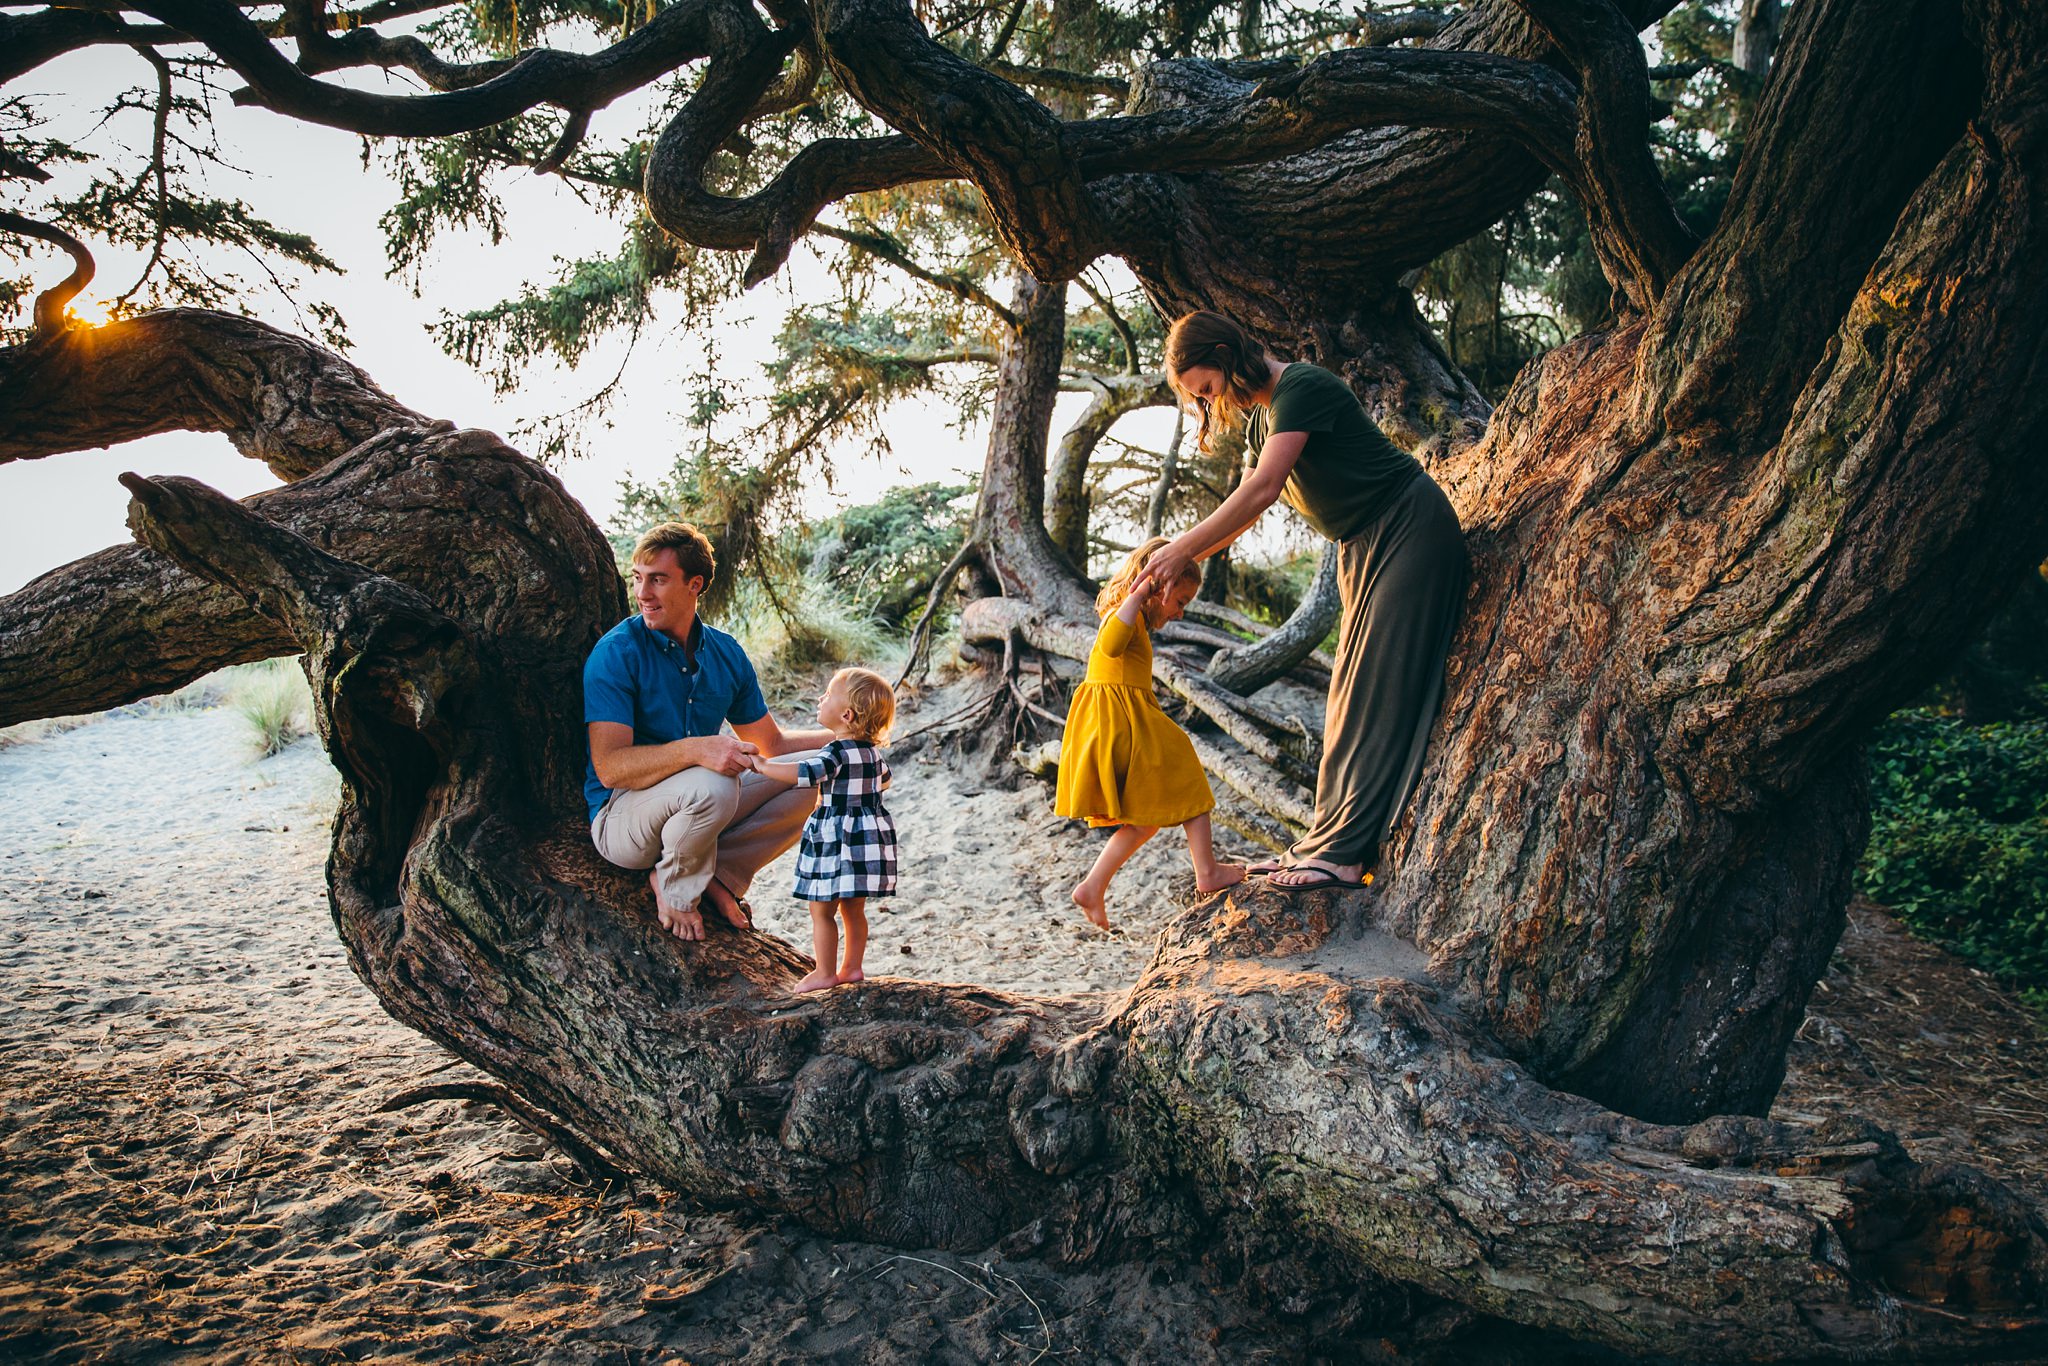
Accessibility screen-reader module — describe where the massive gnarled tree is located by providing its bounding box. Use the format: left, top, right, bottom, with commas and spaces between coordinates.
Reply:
3, 0, 2046, 1357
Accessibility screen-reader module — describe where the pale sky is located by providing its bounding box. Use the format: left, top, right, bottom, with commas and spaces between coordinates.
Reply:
3, 46, 1192, 595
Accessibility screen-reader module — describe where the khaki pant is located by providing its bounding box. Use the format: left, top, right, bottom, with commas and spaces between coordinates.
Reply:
1291, 471, 1469, 869
591, 766, 814, 909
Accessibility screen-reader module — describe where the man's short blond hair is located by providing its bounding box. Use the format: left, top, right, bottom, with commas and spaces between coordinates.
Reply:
632, 522, 716, 585
834, 667, 896, 744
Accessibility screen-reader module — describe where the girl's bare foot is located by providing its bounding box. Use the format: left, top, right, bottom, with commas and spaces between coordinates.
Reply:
793, 968, 838, 993
1071, 881, 1111, 930
839, 968, 865, 983
1195, 862, 1248, 894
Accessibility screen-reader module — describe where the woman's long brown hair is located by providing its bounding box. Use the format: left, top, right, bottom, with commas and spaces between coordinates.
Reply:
1165, 310, 1272, 456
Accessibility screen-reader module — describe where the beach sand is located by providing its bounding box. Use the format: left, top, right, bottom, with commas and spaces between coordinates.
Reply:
3, 683, 2043, 1362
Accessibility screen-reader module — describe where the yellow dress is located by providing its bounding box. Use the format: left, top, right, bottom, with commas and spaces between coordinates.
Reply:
1054, 612, 1213, 828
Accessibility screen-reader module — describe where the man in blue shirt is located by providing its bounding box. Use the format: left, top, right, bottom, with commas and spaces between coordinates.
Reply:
585, 523, 833, 940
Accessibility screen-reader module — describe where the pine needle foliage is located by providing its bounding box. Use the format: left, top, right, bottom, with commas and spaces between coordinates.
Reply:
2, 62, 345, 343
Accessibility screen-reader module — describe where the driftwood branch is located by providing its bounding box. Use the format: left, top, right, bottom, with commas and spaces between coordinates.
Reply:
1205, 539, 1340, 696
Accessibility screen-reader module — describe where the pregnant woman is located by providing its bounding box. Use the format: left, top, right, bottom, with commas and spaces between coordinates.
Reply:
1141, 310, 1469, 891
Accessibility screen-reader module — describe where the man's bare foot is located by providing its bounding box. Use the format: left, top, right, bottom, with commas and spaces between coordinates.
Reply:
702, 877, 752, 929
651, 871, 704, 940
1071, 881, 1111, 930
793, 968, 838, 993
1195, 862, 1248, 894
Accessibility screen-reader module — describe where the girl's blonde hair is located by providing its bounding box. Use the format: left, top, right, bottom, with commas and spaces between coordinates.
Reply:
1165, 310, 1273, 457
1096, 536, 1201, 618
833, 667, 896, 743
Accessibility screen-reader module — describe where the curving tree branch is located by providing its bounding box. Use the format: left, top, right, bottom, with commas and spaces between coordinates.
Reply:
0, 211, 96, 335
279, 0, 512, 89
1045, 371, 1173, 564
0, 308, 425, 475
1504, 0, 1696, 315
646, 31, 1582, 289
117, 0, 747, 136
811, 0, 1109, 282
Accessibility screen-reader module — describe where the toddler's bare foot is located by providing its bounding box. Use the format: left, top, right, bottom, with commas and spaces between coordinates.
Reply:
839, 968, 865, 983
1071, 882, 1111, 930
793, 968, 838, 993
1195, 863, 1247, 894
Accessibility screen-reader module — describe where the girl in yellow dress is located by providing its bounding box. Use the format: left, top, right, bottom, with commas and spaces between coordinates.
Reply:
1057, 538, 1247, 928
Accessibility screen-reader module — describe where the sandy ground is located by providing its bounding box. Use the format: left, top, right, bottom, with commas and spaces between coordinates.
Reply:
3, 687, 2045, 1363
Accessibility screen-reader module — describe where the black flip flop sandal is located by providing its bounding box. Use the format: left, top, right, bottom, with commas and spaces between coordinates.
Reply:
1267, 866, 1370, 892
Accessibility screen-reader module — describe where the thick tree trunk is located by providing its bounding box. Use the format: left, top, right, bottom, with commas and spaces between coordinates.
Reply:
966, 268, 1095, 618
5, 301, 2044, 1359
7, 0, 2048, 1354
1733, 0, 1781, 80
1356, 0, 2048, 1123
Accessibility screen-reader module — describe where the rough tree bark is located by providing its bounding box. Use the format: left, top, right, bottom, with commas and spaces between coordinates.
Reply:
7, 0, 2048, 1356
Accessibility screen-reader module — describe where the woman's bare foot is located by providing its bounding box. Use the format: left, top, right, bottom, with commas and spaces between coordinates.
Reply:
1195, 862, 1248, 894
1071, 881, 1111, 930
793, 968, 838, 993
702, 878, 752, 929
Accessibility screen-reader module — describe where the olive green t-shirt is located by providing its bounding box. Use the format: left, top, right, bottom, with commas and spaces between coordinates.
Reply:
1246, 363, 1421, 542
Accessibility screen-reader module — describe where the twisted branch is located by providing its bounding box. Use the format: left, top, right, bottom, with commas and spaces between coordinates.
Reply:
120, 0, 747, 136
0, 211, 95, 335
1505, 0, 1696, 314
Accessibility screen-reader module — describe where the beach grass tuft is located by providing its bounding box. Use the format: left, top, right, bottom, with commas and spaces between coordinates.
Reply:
227, 658, 314, 758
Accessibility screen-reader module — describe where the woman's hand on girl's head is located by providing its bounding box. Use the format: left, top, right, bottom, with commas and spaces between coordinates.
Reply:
1145, 542, 1195, 596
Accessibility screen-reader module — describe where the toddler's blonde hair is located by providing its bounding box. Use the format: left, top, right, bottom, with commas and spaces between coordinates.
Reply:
833, 667, 896, 743
1096, 536, 1202, 618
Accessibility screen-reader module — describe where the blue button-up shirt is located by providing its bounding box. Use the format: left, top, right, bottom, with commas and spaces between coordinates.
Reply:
582, 614, 769, 820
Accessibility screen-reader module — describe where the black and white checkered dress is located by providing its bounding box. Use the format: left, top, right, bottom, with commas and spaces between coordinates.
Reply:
791, 739, 897, 901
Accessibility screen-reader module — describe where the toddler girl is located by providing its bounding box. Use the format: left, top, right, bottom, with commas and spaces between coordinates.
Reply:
1056, 538, 1246, 928
750, 668, 897, 992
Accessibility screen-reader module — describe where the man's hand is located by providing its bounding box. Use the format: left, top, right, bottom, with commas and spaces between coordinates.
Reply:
694, 733, 759, 776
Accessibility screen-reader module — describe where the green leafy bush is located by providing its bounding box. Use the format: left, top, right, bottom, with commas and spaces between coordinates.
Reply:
806, 481, 974, 627
1859, 698, 2048, 1010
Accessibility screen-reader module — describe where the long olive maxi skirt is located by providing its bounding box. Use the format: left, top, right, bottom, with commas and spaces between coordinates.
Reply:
1290, 471, 1468, 869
